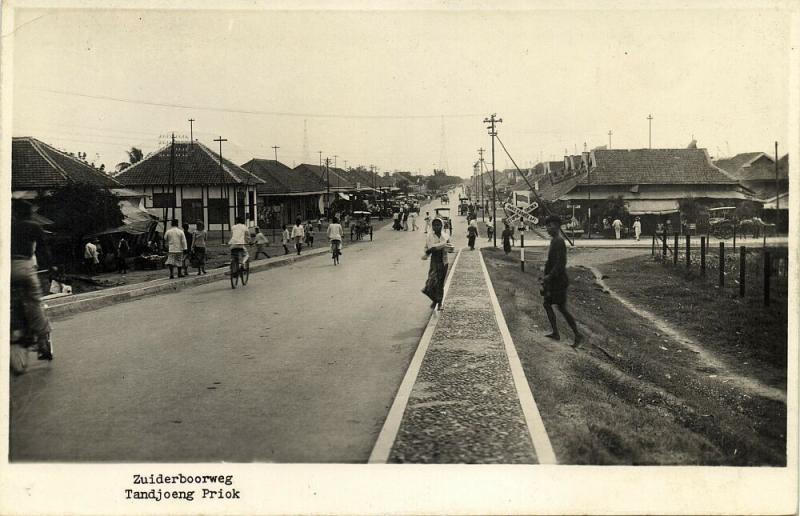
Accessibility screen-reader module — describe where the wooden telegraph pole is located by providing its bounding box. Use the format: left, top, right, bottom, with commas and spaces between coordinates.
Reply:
483, 115, 502, 247
214, 136, 228, 242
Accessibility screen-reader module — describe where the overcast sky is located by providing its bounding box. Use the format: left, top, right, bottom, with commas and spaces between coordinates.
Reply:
10, 6, 794, 177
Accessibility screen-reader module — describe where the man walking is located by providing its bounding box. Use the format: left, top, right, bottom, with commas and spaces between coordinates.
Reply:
541, 215, 583, 348
291, 218, 305, 255
424, 211, 431, 233
633, 217, 642, 241
612, 217, 622, 240
253, 227, 271, 259
164, 219, 188, 279
409, 209, 418, 231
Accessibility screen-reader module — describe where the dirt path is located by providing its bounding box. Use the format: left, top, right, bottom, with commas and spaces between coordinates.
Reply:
584, 265, 786, 404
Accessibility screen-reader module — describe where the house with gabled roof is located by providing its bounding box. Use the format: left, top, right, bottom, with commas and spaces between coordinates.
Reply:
241, 159, 327, 226
536, 148, 753, 234
714, 152, 789, 200
114, 141, 264, 233
12, 136, 122, 198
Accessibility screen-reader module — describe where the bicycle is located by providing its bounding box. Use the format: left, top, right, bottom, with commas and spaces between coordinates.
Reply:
331, 239, 342, 265
230, 248, 250, 289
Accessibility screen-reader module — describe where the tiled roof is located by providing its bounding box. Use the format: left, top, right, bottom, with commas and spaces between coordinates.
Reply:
115, 142, 264, 186
576, 148, 738, 186
714, 152, 765, 179
12, 137, 122, 190
242, 159, 325, 195
295, 164, 355, 190
715, 152, 789, 181
536, 174, 580, 202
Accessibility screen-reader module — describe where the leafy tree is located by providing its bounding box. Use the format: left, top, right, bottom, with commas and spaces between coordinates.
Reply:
127, 146, 144, 164
397, 178, 410, 193
38, 183, 124, 240
678, 196, 707, 223
600, 195, 628, 221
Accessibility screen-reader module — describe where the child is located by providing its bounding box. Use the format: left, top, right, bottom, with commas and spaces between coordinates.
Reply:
281, 225, 291, 255
305, 221, 315, 247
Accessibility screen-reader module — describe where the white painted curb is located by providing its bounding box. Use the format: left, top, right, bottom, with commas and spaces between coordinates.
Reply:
478, 251, 558, 464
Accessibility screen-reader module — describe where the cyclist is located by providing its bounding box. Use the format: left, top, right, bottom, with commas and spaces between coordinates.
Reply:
228, 216, 252, 269
327, 216, 344, 262
11, 200, 54, 360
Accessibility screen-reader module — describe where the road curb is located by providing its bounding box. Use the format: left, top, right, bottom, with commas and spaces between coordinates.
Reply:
45, 247, 330, 319
368, 249, 463, 464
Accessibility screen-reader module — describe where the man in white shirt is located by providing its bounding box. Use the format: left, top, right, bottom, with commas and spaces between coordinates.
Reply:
633, 217, 642, 241
327, 216, 344, 262
228, 216, 252, 265
290, 218, 305, 255
612, 217, 622, 240
84, 240, 98, 275
164, 219, 188, 279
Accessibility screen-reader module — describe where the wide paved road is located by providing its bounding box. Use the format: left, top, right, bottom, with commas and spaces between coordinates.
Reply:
10, 201, 452, 462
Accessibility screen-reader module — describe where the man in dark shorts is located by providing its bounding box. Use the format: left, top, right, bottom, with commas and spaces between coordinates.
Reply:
541, 215, 583, 348
10, 200, 54, 360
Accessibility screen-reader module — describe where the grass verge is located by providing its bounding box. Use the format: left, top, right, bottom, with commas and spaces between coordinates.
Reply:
481, 247, 786, 465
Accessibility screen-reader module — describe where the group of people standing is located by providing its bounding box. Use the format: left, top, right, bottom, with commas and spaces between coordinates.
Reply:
392, 205, 418, 231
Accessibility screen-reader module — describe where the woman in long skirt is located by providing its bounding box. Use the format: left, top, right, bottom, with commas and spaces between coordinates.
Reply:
467, 218, 479, 250
422, 218, 451, 310
501, 220, 513, 254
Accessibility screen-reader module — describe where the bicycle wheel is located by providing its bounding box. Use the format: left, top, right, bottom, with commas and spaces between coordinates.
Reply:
241, 260, 250, 285
230, 260, 239, 289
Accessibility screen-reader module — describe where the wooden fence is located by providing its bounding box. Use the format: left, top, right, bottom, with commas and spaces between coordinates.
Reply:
652, 232, 788, 306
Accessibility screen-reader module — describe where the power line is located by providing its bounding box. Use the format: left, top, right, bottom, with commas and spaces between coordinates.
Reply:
31, 87, 484, 120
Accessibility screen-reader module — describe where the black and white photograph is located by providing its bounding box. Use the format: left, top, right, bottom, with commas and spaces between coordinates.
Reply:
1, 1, 797, 514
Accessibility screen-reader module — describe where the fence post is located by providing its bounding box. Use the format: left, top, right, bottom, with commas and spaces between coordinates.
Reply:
700, 236, 706, 273
764, 251, 771, 306
719, 242, 725, 287
520, 233, 525, 272
686, 235, 691, 269
673, 233, 679, 265
739, 246, 746, 297
733, 224, 737, 250
652, 233, 655, 256
662, 231, 667, 261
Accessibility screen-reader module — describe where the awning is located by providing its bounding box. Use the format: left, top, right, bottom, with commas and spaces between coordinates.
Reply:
338, 192, 351, 200
762, 192, 789, 209
626, 199, 679, 215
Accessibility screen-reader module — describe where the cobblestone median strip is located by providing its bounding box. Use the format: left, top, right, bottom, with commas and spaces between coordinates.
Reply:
386, 250, 539, 464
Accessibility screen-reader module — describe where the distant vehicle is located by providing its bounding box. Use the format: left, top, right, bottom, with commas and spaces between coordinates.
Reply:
350, 211, 373, 241
434, 207, 452, 233
708, 206, 737, 239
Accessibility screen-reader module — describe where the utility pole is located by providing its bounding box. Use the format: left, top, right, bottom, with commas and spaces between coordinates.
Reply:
214, 136, 228, 242
325, 157, 331, 215
188, 118, 195, 145
318, 150, 323, 169
775, 141, 780, 234
484, 114, 502, 247
587, 148, 592, 239
478, 147, 485, 221
647, 114, 653, 149
333, 155, 339, 192
272, 145, 280, 162
608, 129, 612, 149
170, 133, 176, 221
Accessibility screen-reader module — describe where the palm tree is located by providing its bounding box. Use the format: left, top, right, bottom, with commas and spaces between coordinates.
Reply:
126, 147, 144, 164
